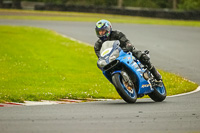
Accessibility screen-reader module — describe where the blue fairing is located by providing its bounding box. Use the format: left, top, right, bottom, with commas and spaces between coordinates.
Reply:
103, 50, 154, 95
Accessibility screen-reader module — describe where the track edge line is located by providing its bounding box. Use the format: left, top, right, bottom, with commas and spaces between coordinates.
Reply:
167, 86, 200, 98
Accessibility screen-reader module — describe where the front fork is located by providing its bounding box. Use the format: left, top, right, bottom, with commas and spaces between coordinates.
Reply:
121, 71, 134, 88
112, 71, 134, 89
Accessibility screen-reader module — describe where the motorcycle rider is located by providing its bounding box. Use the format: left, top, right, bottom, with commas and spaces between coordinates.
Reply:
94, 19, 163, 86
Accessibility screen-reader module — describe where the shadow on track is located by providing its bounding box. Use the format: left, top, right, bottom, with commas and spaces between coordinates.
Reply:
96, 99, 167, 105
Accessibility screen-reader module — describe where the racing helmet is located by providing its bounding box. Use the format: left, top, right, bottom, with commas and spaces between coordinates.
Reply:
95, 19, 112, 41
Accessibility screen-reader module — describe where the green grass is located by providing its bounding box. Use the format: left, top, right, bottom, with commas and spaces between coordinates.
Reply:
0, 26, 198, 103
0, 9, 200, 27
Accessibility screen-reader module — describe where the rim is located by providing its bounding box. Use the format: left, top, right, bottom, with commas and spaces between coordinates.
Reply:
155, 84, 166, 95
119, 75, 136, 99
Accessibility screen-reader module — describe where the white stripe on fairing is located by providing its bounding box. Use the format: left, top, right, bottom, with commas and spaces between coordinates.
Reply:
133, 62, 137, 65
167, 86, 200, 98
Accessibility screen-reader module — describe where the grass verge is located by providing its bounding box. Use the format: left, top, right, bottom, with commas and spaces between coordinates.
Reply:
0, 9, 200, 27
0, 25, 198, 103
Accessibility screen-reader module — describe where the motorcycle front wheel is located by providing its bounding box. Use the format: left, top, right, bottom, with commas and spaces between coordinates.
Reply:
112, 73, 137, 103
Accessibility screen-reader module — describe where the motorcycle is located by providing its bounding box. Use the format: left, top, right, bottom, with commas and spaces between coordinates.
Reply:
97, 40, 166, 103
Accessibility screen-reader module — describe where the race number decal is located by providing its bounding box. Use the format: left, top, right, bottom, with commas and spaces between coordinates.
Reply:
101, 48, 112, 57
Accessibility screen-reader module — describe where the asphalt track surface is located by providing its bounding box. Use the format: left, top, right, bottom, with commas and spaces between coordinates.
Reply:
0, 20, 200, 133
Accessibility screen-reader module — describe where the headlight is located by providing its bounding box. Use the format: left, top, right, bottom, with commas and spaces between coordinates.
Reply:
97, 59, 107, 68
109, 49, 119, 62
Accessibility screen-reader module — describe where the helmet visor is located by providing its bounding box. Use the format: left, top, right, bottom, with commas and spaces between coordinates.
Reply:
96, 29, 108, 38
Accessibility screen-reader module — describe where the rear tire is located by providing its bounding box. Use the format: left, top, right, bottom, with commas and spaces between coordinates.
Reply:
148, 83, 166, 102
112, 73, 137, 103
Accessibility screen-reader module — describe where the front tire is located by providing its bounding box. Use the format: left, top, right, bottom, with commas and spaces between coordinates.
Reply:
112, 73, 137, 103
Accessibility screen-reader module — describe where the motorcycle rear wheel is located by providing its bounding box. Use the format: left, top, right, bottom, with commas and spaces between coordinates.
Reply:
148, 82, 166, 102
112, 73, 137, 103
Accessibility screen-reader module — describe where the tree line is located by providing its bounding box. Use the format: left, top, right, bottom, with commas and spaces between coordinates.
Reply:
1, 0, 200, 11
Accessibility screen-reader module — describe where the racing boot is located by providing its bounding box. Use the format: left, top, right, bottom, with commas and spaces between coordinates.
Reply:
138, 53, 163, 87
149, 66, 163, 87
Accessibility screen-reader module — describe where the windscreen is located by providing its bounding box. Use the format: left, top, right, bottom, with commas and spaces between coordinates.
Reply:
100, 41, 116, 57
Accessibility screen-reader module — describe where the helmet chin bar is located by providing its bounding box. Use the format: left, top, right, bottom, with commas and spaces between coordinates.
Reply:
99, 31, 111, 41
100, 36, 108, 41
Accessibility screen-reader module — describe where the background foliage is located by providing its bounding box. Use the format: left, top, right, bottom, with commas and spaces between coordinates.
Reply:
17, 0, 200, 11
